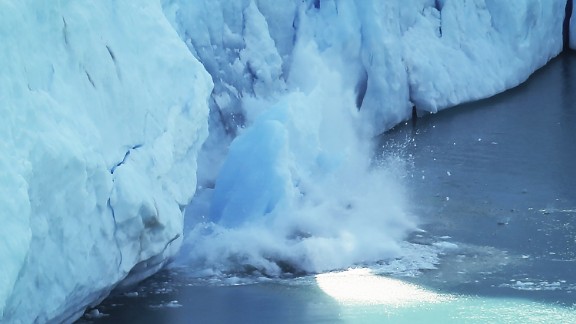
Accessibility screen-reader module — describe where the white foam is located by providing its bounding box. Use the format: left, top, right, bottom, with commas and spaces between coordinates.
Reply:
171, 28, 418, 274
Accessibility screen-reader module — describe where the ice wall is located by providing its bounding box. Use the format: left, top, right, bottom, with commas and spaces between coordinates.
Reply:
165, 0, 564, 139
405, 0, 565, 112
0, 1, 210, 323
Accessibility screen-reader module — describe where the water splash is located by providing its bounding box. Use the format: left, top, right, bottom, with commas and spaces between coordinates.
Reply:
179, 41, 416, 276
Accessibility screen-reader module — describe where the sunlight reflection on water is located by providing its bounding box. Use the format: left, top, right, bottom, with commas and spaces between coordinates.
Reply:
315, 268, 576, 324
315, 268, 452, 306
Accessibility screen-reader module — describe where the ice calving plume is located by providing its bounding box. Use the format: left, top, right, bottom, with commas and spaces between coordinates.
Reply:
185, 50, 414, 275
177, 3, 415, 276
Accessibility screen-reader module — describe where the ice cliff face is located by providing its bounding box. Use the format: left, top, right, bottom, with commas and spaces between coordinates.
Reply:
404, 0, 564, 112
165, 0, 564, 140
0, 1, 210, 323
0, 0, 569, 323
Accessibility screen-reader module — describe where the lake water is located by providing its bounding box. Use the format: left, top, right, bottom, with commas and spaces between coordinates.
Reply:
78, 52, 576, 323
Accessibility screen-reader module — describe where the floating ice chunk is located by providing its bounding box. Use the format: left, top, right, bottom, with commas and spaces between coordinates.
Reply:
149, 300, 183, 309
432, 242, 459, 250
84, 309, 108, 319
124, 292, 139, 297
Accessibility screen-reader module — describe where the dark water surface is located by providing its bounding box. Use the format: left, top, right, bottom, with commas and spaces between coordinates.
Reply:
383, 51, 576, 305
79, 52, 576, 323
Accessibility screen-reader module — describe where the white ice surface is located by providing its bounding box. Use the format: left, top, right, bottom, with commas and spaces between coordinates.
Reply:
0, 0, 569, 323
0, 1, 210, 323
404, 0, 564, 112
166, 0, 564, 137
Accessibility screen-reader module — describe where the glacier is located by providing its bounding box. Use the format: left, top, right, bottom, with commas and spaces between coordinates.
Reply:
0, 0, 570, 323
0, 1, 211, 323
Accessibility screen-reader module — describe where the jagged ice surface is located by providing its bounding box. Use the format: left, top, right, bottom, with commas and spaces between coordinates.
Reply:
0, 1, 210, 323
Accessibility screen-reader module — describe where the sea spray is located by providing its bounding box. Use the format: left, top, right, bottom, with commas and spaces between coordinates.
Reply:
179, 40, 416, 276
